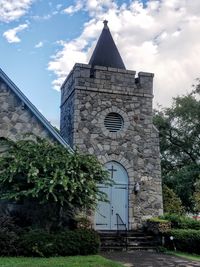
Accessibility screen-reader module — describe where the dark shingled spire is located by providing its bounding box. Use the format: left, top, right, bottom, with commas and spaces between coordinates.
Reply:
89, 20, 126, 69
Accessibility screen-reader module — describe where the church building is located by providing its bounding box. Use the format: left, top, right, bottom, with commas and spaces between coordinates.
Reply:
0, 21, 163, 230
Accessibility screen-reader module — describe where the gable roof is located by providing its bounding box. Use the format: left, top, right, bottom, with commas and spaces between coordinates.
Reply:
89, 20, 126, 69
0, 68, 73, 153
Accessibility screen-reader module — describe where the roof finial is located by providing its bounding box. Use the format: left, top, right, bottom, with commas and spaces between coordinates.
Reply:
103, 20, 108, 29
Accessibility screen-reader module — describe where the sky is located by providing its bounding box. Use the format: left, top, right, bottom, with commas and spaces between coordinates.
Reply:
1, 0, 200, 127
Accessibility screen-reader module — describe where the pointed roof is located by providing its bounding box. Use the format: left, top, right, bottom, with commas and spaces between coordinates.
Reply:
89, 20, 126, 69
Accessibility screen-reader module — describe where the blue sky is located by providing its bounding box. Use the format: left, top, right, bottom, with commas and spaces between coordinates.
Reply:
1, 0, 200, 127
0, 0, 87, 126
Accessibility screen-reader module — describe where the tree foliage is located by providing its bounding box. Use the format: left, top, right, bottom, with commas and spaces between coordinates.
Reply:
163, 185, 184, 215
193, 178, 200, 215
154, 85, 200, 211
0, 137, 110, 228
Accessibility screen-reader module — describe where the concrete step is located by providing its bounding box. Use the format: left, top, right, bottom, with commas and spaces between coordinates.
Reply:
99, 230, 160, 251
102, 240, 159, 246
100, 245, 157, 252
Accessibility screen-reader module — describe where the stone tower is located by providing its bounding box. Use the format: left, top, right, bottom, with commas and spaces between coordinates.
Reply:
60, 21, 163, 230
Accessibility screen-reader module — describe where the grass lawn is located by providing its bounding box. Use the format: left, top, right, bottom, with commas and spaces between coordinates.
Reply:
0, 255, 124, 267
167, 251, 200, 262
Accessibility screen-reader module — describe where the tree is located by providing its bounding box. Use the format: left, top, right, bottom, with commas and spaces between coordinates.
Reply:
193, 178, 200, 215
154, 86, 200, 211
163, 185, 184, 215
0, 137, 110, 230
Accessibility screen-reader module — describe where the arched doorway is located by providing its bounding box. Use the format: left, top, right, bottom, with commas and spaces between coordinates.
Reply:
95, 161, 128, 230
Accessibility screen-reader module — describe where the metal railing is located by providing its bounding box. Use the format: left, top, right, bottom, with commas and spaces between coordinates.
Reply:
116, 213, 127, 232
116, 213, 128, 250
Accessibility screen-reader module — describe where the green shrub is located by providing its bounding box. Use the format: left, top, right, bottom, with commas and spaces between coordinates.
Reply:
19, 230, 56, 257
0, 215, 100, 258
56, 229, 100, 256
55, 231, 80, 256
163, 185, 185, 215
19, 229, 100, 257
165, 229, 200, 254
0, 231, 19, 256
161, 214, 200, 229
0, 215, 21, 256
147, 217, 171, 234
180, 217, 200, 230
75, 229, 100, 255
75, 216, 92, 229
147, 217, 169, 223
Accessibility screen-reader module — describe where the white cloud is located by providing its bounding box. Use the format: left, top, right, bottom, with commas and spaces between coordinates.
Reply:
48, 38, 88, 90
32, 13, 53, 21
35, 41, 44, 48
49, 0, 200, 107
64, 0, 83, 14
3, 23, 28, 43
0, 0, 33, 22
64, 0, 116, 16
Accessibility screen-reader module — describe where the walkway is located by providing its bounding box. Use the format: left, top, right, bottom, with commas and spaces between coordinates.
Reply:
102, 251, 200, 267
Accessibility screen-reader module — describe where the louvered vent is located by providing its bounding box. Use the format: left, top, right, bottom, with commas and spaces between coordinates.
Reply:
104, 113, 124, 133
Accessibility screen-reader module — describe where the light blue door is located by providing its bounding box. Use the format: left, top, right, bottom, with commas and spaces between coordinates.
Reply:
95, 161, 128, 230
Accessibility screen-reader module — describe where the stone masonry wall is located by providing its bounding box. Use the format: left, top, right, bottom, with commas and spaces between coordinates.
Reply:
60, 92, 75, 147
61, 63, 163, 229
0, 79, 54, 141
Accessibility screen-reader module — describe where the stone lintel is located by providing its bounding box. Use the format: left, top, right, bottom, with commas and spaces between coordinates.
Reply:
75, 86, 153, 98
121, 69, 136, 75
94, 65, 136, 76
107, 67, 118, 72
94, 65, 107, 71
75, 86, 87, 90
74, 63, 92, 69
138, 71, 154, 77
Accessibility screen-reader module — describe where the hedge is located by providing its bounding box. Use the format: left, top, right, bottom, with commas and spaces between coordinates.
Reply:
0, 227, 100, 257
160, 214, 200, 230
165, 229, 200, 254
21, 229, 100, 257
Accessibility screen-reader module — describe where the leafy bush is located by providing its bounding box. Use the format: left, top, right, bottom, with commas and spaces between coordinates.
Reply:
161, 214, 200, 229
75, 216, 92, 229
0, 138, 110, 231
165, 229, 200, 254
18, 229, 100, 257
147, 217, 171, 234
179, 217, 200, 230
76, 229, 100, 255
0, 231, 19, 256
163, 185, 185, 215
56, 229, 100, 256
0, 215, 21, 256
19, 230, 56, 257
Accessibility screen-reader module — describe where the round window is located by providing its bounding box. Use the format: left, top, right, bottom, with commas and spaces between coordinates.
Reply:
104, 112, 124, 133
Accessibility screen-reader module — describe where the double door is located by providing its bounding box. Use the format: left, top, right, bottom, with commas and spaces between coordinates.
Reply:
95, 161, 128, 230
